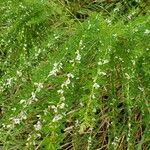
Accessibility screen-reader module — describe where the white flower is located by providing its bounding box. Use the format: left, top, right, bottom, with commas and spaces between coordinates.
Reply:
20, 111, 27, 120
17, 70, 22, 77
20, 99, 26, 104
98, 59, 109, 66
13, 118, 20, 124
6, 78, 13, 86
69, 59, 74, 63
48, 63, 63, 76
32, 92, 36, 99
22, 78, 26, 82
36, 133, 41, 138
75, 50, 81, 61
144, 29, 150, 34
57, 89, 64, 94
51, 105, 56, 109
51, 105, 57, 113
49, 69, 58, 76
7, 124, 13, 129
34, 82, 43, 92
93, 83, 100, 89
80, 102, 84, 107
58, 63, 63, 70
114, 7, 119, 12
52, 114, 62, 122
106, 19, 112, 25
92, 94, 96, 99
59, 103, 65, 109
60, 96, 65, 101
103, 60, 109, 64
98, 71, 107, 76
76, 54, 81, 61
98, 61, 103, 65
62, 78, 71, 88
12, 108, 16, 111
138, 86, 144, 92
34, 121, 42, 131
67, 73, 74, 78
125, 73, 130, 80
127, 15, 132, 20
112, 34, 117, 38
31, 92, 38, 101
66, 78, 71, 84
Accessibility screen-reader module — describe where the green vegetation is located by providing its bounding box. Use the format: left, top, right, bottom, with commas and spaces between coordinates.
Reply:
0, 0, 150, 149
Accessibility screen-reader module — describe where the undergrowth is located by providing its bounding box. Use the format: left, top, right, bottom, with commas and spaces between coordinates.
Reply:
0, 0, 150, 150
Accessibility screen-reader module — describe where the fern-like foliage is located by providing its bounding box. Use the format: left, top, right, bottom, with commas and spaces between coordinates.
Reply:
0, 1, 150, 150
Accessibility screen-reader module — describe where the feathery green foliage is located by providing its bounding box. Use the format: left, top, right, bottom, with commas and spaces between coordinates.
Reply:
0, 0, 150, 150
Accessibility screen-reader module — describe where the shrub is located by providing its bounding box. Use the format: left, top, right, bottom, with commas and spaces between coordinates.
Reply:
0, 1, 150, 150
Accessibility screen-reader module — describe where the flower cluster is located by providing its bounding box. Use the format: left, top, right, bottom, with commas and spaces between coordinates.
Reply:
48, 63, 63, 76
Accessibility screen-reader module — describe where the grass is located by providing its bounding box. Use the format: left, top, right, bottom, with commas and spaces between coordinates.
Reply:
0, 0, 150, 150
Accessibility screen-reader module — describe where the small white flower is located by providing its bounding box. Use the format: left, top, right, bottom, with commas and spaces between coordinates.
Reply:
138, 86, 144, 92
51, 105, 57, 113
125, 73, 130, 80
51, 105, 56, 109
20, 111, 27, 120
12, 108, 16, 111
75, 50, 81, 61
76, 54, 81, 61
127, 15, 132, 20
114, 7, 119, 12
48, 63, 62, 76
57, 89, 64, 94
98, 59, 109, 65
60, 96, 65, 101
13, 118, 20, 124
67, 73, 74, 78
6, 78, 13, 86
31, 92, 38, 101
69, 59, 74, 63
34, 121, 42, 131
2, 123, 6, 128
20, 99, 26, 104
32, 92, 36, 99
52, 114, 62, 122
59, 103, 65, 109
35, 83, 43, 92
103, 60, 109, 64
98, 71, 107, 76
17, 70, 22, 77
93, 83, 100, 89
131, 60, 136, 66
98, 61, 103, 65
106, 19, 112, 25
22, 78, 26, 82
6, 124, 13, 129
36, 133, 41, 138
49, 69, 58, 76
144, 29, 150, 34
62, 78, 71, 88
112, 34, 117, 38
92, 94, 96, 99
65, 78, 71, 85
132, 28, 138, 33
80, 102, 84, 107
